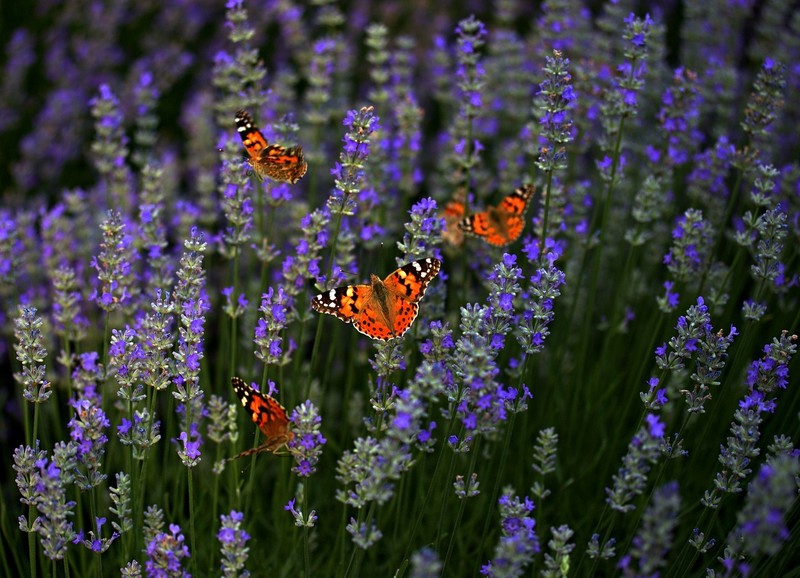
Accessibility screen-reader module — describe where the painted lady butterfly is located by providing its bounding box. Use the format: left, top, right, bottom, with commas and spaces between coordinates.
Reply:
235, 109, 307, 184
311, 258, 442, 341
458, 185, 536, 246
230, 376, 293, 459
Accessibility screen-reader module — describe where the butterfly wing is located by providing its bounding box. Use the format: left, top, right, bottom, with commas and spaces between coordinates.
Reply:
256, 145, 307, 184
231, 377, 291, 452
234, 109, 307, 184
495, 184, 536, 245
235, 109, 269, 161
379, 258, 442, 338
459, 185, 536, 246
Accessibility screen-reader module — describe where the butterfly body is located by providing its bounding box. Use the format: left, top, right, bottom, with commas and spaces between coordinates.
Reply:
312, 258, 441, 341
458, 185, 536, 246
235, 109, 307, 184
231, 376, 293, 459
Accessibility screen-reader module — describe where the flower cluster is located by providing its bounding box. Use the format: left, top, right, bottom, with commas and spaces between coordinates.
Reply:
533, 50, 575, 173
91, 210, 137, 313
655, 297, 737, 413
329, 106, 381, 215
68, 393, 110, 490
89, 84, 132, 212
605, 414, 665, 513
289, 400, 326, 478
254, 286, 295, 366
517, 239, 566, 354
619, 481, 681, 577
703, 331, 796, 507
218, 510, 250, 578
145, 523, 191, 577
480, 489, 539, 577
14, 306, 51, 406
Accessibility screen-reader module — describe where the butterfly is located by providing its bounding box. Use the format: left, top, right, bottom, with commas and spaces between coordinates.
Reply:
458, 184, 536, 246
311, 258, 442, 341
230, 376, 293, 459
234, 109, 307, 184
440, 190, 467, 247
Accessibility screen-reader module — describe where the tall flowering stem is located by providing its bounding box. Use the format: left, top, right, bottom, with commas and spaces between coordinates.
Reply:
573, 14, 653, 384
172, 227, 208, 578
517, 239, 566, 355
704, 331, 795, 509
604, 414, 665, 514
30, 449, 78, 563
92, 209, 137, 382
211, 0, 266, 124
288, 401, 326, 575
89, 84, 132, 213
453, 15, 486, 194
310, 106, 379, 376
14, 306, 51, 446
532, 50, 575, 251
326, 106, 380, 255
667, 331, 799, 576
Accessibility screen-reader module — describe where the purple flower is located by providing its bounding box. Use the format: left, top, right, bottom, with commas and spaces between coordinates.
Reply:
218, 510, 250, 575
288, 401, 326, 478
68, 397, 110, 490
534, 50, 574, 173
725, 454, 799, 561
14, 306, 52, 405
663, 209, 713, 282
173, 230, 208, 468
91, 211, 137, 312
90, 85, 132, 211
645, 414, 665, 438
254, 286, 295, 366
621, 482, 680, 577
145, 523, 190, 577
704, 331, 797, 508
481, 490, 539, 576
606, 418, 663, 513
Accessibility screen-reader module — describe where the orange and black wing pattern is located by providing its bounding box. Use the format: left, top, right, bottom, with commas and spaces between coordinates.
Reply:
458, 184, 536, 246
311, 258, 441, 341
235, 109, 307, 184
230, 376, 293, 459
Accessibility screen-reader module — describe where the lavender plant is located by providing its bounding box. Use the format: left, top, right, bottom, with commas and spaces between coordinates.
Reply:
2, 2, 798, 578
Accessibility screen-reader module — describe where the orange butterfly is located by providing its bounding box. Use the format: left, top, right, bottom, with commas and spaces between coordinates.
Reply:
230, 377, 293, 459
458, 185, 536, 246
311, 258, 441, 341
234, 109, 307, 184
440, 190, 467, 247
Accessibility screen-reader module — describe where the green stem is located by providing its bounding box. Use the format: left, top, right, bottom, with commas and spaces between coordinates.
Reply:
539, 169, 554, 253
308, 196, 347, 391
699, 170, 743, 296
441, 436, 482, 576
230, 244, 240, 376
343, 503, 373, 578
27, 516, 36, 578
476, 411, 517, 562
187, 468, 197, 578
303, 482, 311, 578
